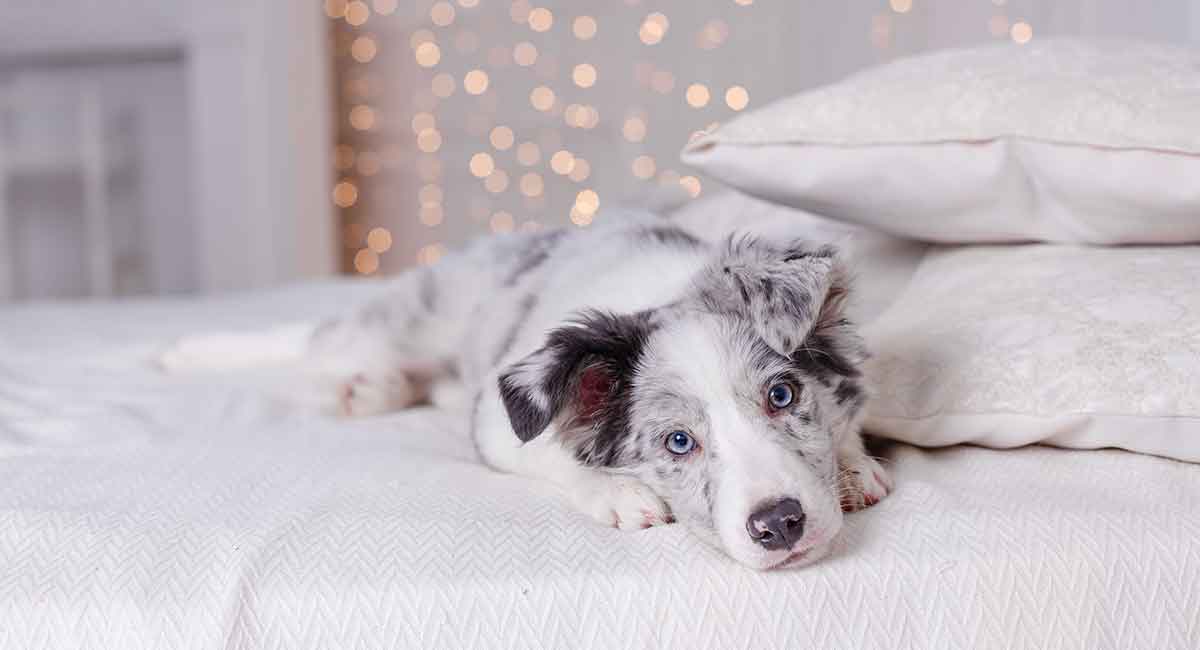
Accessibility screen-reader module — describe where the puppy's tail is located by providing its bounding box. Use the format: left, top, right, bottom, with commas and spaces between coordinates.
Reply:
155, 322, 317, 372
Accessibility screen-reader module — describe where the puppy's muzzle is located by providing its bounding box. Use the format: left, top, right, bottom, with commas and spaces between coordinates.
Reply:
746, 498, 806, 551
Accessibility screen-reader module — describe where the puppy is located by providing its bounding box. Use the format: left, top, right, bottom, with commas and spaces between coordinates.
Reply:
160, 210, 892, 570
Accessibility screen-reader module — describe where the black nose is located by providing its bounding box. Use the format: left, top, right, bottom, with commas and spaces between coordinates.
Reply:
746, 498, 805, 550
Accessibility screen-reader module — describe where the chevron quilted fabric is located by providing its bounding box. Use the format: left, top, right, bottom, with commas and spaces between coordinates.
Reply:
1, 283, 1198, 650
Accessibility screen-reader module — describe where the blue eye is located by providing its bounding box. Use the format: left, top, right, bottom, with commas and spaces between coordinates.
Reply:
665, 430, 696, 455
767, 382, 795, 410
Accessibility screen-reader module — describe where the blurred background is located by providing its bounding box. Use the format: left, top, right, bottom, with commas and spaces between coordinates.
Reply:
0, 0, 1195, 301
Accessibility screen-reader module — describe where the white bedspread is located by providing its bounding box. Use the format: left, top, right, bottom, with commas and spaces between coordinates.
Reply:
2, 283, 1198, 650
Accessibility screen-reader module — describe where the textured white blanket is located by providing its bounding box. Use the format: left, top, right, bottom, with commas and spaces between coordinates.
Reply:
1, 283, 1197, 649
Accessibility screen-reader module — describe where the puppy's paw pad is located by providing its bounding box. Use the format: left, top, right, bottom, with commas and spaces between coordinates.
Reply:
840, 455, 893, 513
336, 372, 416, 417
572, 476, 672, 531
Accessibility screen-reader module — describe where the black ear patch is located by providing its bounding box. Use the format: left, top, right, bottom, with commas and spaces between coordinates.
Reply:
496, 310, 655, 465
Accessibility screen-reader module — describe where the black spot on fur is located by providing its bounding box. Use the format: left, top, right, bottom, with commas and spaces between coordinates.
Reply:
833, 379, 863, 406
492, 293, 538, 366
503, 229, 567, 287
792, 331, 861, 385
636, 225, 703, 249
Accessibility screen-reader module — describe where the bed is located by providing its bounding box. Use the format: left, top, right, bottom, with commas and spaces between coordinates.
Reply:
2, 274, 1198, 650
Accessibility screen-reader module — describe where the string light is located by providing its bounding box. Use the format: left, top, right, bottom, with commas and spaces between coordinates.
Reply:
354, 249, 380, 274
410, 30, 435, 49
411, 112, 436, 134
514, 41, 538, 66
575, 189, 600, 215
686, 84, 711, 108
333, 181, 359, 208
349, 105, 376, 130
335, 145, 356, 171
519, 172, 545, 197
431, 1, 456, 26
530, 86, 556, 111
372, 0, 397, 15
568, 158, 591, 182
469, 152, 496, 178
569, 206, 592, 227
417, 128, 442, 153
432, 73, 456, 98
356, 151, 381, 176
490, 211, 516, 233
419, 184, 444, 205
366, 227, 393, 253
889, 0, 912, 14
464, 69, 490, 94
679, 176, 702, 198
484, 169, 510, 193
351, 36, 377, 63
631, 155, 656, 179
344, 1, 370, 26
734, 0, 753, 5
458, 0, 479, 7
725, 85, 749, 110
415, 42, 441, 67
550, 150, 575, 175
696, 20, 729, 50
325, 0, 348, 18
490, 126, 515, 150
528, 7, 554, 32
573, 63, 597, 88
416, 244, 446, 266
1010, 21, 1033, 44
517, 141, 542, 165
639, 13, 669, 45
622, 116, 647, 142
573, 16, 598, 40
419, 205, 444, 226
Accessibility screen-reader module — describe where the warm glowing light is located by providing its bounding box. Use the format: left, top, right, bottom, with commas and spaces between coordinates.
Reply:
509, 0, 532, 24
513, 41, 538, 66
325, 0, 348, 18
333, 181, 359, 208
416, 244, 446, 266
725, 85, 749, 111
734, 0, 753, 5
356, 151, 381, 176
417, 128, 442, 153
344, 1, 370, 26
469, 152, 496, 178
568, 158, 591, 182
1011, 21, 1033, 44
455, 30, 480, 54
349, 105, 376, 130
485, 169, 510, 193
463, 69, 490, 94
519, 172, 544, 197
490, 211, 515, 233
489, 126, 515, 151
631, 155, 656, 179
372, 0, 398, 15
573, 16, 598, 40
354, 248, 379, 274
651, 70, 675, 94
431, 1, 456, 26
415, 42, 441, 67
411, 112, 436, 133
572, 63, 597, 88
516, 141, 542, 166
889, 0, 912, 14
366, 227, 393, 253
528, 7, 554, 32
458, 0, 479, 7
639, 12, 669, 45
696, 20, 729, 49
550, 150, 575, 175
410, 29, 435, 49
335, 144, 356, 170
418, 184, 443, 205
680, 176, 702, 198
988, 15, 1009, 37
686, 84, 711, 108
569, 206, 593, 227
992, 0, 1007, 4
351, 36, 378, 62
575, 189, 600, 215
622, 116, 647, 142
419, 205, 444, 226
432, 73, 456, 98
530, 86, 556, 111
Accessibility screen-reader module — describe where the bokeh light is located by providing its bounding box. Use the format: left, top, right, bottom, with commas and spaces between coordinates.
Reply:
725, 85, 749, 110
1010, 21, 1033, 44
490, 126, 515, 150
686, 84, 711, 108
366, 227, 393, 253
573, 16, 598, 40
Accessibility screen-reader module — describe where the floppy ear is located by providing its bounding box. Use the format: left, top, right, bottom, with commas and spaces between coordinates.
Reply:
497, 310, 653, 446
694, 236, 850, 357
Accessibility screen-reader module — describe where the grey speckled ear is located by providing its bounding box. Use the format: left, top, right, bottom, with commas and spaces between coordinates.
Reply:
693, 235, 845, 357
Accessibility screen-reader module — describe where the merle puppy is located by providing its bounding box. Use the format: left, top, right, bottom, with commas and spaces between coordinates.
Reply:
161, 211, 892, 570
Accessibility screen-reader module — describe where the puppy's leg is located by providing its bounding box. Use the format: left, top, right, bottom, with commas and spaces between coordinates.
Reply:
473, 390, 672, 529
836, 432, 893, 512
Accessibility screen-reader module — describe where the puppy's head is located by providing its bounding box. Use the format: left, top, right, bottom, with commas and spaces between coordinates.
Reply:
498, 237, 867, 570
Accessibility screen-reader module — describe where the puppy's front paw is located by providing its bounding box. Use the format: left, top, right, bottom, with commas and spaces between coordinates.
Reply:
571, 474, 673, 530
336, 371, 417, 417
839, 453, 893, 512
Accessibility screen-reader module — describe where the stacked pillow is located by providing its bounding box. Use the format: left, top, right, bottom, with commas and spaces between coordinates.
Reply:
683, 39, 1200, 463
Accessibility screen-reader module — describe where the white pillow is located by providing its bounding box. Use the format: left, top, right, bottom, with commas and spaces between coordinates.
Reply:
682, 39, 1200, 244
862, 244, 1200, 463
